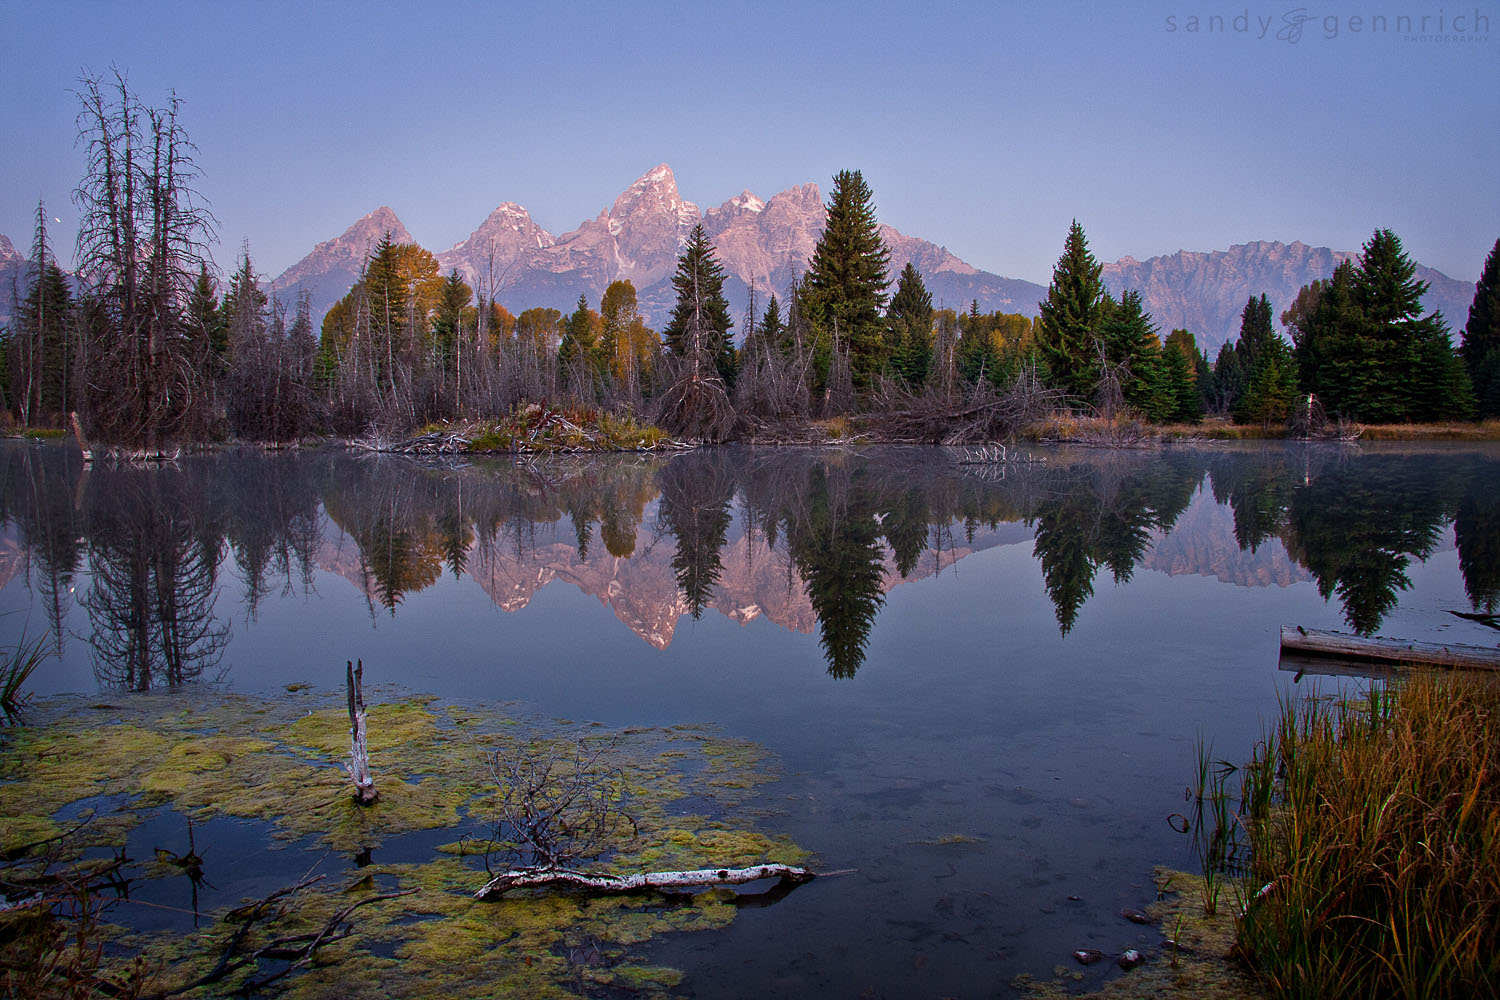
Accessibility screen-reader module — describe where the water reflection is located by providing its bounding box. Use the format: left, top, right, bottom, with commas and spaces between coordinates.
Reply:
79, 465, 229, 690
657, 453, 734, 620
2, 443, 1498, 683
1028, 452, 1202, 634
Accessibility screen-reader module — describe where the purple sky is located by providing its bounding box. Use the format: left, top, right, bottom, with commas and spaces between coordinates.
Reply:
2, 1, 1496, 285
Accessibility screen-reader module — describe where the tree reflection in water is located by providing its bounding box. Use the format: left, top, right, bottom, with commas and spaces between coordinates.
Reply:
656, 453, 734, 620
81, 466, 229, 690
2, 442, 1497, 684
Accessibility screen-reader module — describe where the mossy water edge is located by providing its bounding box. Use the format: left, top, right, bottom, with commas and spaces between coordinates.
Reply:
1, 689, 813, 998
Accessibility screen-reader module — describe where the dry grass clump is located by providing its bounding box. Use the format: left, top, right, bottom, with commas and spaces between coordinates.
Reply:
1356, 420, 1500, 441
1236, 672, 1500, 998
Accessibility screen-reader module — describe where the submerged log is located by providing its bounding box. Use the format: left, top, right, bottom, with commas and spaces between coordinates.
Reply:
345, 659, 377, 805
475, 863, 820, 900
1280, 626, 1500, 671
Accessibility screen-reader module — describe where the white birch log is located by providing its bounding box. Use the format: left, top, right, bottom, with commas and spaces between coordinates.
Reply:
345, 659, 378, 805
475, 863, 818, 900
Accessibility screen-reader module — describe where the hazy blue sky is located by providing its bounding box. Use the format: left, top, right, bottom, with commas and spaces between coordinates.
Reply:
2, 1, 1496, 285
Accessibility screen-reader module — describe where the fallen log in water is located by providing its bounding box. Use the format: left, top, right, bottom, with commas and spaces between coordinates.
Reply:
1280, 626, 1500, 671
475, 863, 820, 900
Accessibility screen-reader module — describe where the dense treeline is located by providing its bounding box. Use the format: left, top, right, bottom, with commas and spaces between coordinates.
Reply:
2, 76, 1495, 446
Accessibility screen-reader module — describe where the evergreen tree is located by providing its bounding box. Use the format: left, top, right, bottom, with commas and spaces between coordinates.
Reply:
759, 294, 785, 355
1460, 238, 1500, 418
1230, 294, 1298, 424
805, 170, 891, 388
1209, 341, 1245, 415
289, 292, 318, 387
1236, 339, 1298, 425
187, 262, 226, 376
10, 202, 74, 425
1290, 261, 1358, 411
1037, 220, 1107, 400
1099, 289, 1164, 417
663, 224, 735, 382
431, 270, 472, 380
1235, 294, 1277, 374
956, 300, 1003, 387
886, 262, 933, 387
363, 233, 409, 380
559, 292, 603, 399
1161, 330, 1204, 423
1356, 229, 1470, 420
1293, 230, 1474, 422
1158, 339, 1201, 422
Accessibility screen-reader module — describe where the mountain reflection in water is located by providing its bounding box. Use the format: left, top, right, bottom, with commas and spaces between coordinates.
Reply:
1, 442, 1498, 689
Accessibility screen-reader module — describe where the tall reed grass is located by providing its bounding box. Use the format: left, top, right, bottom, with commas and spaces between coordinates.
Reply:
1235, 673, 1500, 999
1, 631, 47, 724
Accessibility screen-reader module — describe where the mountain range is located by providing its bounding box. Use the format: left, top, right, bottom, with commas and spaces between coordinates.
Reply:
268, 164, 1046, 343
0, 165, 1480, 355
265, 164, 1477, 354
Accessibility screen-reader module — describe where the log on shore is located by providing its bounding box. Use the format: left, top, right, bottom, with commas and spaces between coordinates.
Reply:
1280, 626, 1500, 671
475, 863, 819, 900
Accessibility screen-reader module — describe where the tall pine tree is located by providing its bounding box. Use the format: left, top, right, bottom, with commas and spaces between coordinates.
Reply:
1230, 294, 1298, 424
1037, 220, 1107, 401
663, 224, 735, 383
1099, 289, 1164, 417
805, 170, 890, 388
886, 262, 933, 387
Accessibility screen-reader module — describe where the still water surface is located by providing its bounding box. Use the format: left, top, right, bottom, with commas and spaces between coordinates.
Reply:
2, 441, 1497, 996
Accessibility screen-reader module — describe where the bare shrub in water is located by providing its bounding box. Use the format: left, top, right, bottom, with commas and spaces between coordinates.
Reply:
485, 737, 637, 871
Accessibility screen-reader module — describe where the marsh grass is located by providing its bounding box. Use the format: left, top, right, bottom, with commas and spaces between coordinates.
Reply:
1, 632, 48, 724
1236, 672, 1500, 999
1174, 735, 1252, 917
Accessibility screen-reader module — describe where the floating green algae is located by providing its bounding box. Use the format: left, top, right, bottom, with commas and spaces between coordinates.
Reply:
1, 689, 812, 998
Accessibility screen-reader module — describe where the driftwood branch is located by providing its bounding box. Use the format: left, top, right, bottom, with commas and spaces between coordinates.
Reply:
1280, 626, 1500, 671
475, 863, 820, 900
345, 659, 377, 804
149, 877, 415, 998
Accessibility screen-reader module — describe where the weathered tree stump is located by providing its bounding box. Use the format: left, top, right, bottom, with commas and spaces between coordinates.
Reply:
345, 659, 377, 805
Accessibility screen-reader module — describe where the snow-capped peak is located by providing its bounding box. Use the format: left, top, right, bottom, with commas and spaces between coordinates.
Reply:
730, 191, 764, 213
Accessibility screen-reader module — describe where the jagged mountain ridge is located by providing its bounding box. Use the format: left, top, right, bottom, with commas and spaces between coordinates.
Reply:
3, 166, 1478, 352
269, 164, 1048, 334
268, 206, 415, 323
1103, 240, 1476, 354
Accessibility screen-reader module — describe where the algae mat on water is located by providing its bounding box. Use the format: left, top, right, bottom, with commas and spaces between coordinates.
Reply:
0, 690, 811, 998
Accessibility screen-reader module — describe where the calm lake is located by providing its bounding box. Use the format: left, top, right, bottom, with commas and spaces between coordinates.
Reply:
2, 440, 1498, 997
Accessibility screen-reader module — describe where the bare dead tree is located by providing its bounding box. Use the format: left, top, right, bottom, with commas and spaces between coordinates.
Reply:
73, 71, 217, 451
1092, 336, 1127, 422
